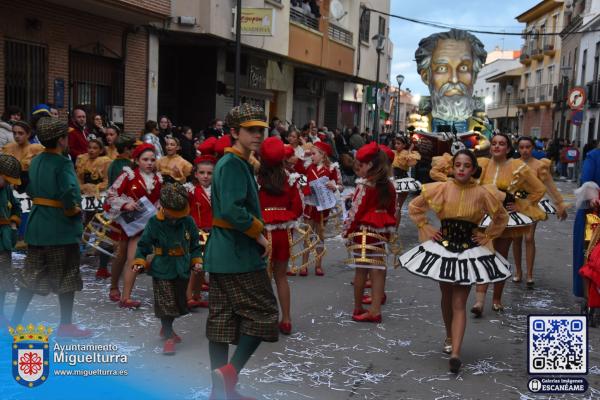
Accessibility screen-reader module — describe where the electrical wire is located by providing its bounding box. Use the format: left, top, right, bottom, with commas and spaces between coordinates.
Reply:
365, 7, 597, 36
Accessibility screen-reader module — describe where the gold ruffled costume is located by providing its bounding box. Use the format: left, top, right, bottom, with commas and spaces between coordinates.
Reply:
392, 149, 421, 171
523, 157, 567, 217
75, 154, 112, 196
2, 142, 44, 171
156, 154, 193, 183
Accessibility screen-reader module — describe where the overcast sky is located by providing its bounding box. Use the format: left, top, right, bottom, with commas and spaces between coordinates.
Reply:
387, 0, 540, 95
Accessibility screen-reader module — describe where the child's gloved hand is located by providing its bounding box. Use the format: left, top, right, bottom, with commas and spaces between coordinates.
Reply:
192, 263, 203, 274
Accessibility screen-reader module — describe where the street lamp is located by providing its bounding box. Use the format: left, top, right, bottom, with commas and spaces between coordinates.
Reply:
372, 33, 386, 143
395, 74, 404, 133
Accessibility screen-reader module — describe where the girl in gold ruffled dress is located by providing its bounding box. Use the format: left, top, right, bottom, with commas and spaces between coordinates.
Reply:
513, 137, 568, 288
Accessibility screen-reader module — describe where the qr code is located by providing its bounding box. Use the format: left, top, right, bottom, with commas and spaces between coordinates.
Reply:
528, 315, 587, 374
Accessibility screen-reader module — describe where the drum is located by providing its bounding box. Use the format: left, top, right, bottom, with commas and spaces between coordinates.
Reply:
82, 213, 120, 257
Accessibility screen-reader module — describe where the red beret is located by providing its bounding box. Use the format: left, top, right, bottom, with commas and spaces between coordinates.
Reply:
356, 142, 380, 163
198, 136, 217, 156
379, 144, 395, 162
284, 144, 295, 159
214, 135, 232, 157
313, 141, 332, 157
132, 143, 155, 160
260, 137, 285, 167
194, 155, 217, 165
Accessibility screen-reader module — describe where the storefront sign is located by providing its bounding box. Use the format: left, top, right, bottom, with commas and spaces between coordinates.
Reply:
343, 83, 364, 103
241, 8, 275, 36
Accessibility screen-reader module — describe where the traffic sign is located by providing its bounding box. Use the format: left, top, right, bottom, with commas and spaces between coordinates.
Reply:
567, 87, 586, 110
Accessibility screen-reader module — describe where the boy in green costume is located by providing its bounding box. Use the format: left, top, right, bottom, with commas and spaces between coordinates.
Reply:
0, 154, 22, 327
204, 104, 278, 400
12, 117, 91, 338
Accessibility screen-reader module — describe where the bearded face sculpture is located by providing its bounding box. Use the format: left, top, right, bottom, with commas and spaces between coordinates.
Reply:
415, 29, 487, 132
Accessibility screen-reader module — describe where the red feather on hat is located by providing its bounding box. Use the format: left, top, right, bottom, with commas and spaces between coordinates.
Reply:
198, 136, 218, 156
355, 142, 380, 163
260, 137, 285, 167
214, 135, 233, 157
194, 155, 217, 165
132, 143, 155, 160
379, 144, 395, 162
313, 141, 332, 157
283, 144, 295, 159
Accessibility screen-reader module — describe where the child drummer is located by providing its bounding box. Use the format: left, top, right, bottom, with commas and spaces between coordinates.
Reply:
132, 183, 202, 355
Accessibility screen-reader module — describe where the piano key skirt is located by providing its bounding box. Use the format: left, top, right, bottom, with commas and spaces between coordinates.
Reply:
479, 211, 535, 238
399, 220, 511, 285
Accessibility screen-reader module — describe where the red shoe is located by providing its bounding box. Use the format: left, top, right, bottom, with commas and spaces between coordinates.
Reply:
286, 270, 297, 276
352, 312, 382, 323
201, 283, 210, 292
211, 363, 256, 400
159, 328, 182, 343
163, 338, 176, 355
299, 268, 308, 277
187, 298, 209, 309
109, 288, 121, 302
315, 267, 324, 276
361, 293, 387, 305
352, 308, 368, 316
119, 298, 141, 309
95, 267, 111, 279
56, 324, 93, 338
279, 321, 292, 335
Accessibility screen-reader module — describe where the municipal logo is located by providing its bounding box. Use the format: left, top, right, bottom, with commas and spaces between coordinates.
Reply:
9, 324, 52, 388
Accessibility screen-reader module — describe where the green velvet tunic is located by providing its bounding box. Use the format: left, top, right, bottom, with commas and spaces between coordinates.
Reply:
134, 214, 202, 280
203, 148, 266, 274
25, 150, 83, 246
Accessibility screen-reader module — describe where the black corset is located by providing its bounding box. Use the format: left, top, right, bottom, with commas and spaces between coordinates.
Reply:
393, 168, 408, 179
437, 219, 477, 252
83, 172, 103, 185
502, 190, 528, 208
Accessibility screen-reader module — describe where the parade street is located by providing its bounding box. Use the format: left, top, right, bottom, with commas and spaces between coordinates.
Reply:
0, 180, 597, 400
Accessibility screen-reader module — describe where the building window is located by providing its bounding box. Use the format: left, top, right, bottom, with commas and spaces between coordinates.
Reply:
4, 39, 48, 117
359, 8, 370, 42
378, 16, 386, 37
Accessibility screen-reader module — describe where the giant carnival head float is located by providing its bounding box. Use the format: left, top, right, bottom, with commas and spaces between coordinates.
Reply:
415, 28, 487, 123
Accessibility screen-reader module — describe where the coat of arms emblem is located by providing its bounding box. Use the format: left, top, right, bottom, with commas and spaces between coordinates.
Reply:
9, 324, 52, 388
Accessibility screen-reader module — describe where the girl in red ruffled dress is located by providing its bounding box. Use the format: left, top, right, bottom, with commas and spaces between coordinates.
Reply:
258, 138, 303, 334
302, 141, 342, 276
185, 154, 216, 309
105, 143, 162, 309
344, 142, 397, 323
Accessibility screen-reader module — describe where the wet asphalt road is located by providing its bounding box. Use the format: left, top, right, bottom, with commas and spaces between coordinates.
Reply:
2, 180, 599, 400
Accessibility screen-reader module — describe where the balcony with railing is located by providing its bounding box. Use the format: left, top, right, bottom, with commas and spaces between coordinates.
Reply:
328, 24, 353, 46
520, 46, 531, 65
543, 35, 556, 56
526, 87, 536, 103
487, 96, 521, 119
531, 46, 544, 61
290, 7, 320, 31
538, 83, 552, 102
